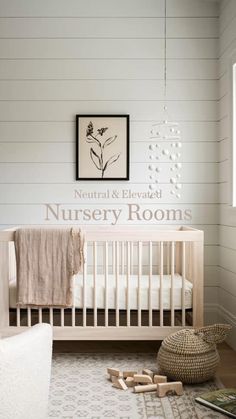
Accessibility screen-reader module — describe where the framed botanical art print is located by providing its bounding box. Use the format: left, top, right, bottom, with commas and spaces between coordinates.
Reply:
76, 114, 129, 180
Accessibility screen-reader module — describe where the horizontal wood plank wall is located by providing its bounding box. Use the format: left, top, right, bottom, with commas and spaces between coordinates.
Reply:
219, 0, 236, 349
0, 0, 219, 323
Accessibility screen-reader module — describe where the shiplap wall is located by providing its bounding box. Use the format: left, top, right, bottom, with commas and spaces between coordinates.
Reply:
219, 0, 236, 349
0, 0, 219, 322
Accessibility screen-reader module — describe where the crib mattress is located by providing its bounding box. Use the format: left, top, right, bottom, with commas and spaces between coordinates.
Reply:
9, 273, 192, 310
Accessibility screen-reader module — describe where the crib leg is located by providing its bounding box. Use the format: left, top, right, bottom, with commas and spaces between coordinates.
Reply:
192, 241, 204, 328
0, 242, 10, 330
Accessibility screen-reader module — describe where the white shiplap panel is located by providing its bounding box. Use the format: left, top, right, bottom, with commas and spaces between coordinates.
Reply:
220, 0, 229, 13
0, 39, 164, 59
219, 115, 229, 141
219, 160, 230, 182
167, 39, 218, 59
0, 80, 218, 101
219, 0, 236, 34
0, 18, 164, 38
219, 38, 236, 75
167, 0, 219, 17
220, 14, 236, 54
220, 225, 236, 251
0, 162, 218, 184
219, 182, 230, 204
219, 138, 229, 162
0, 121, 219, 142
0, 141, 218, 163
205, 286, 219, 305
0, 0, 165, 18
219, 73, 228, 99
167, 18, 218, 38
205, 245, 219, 267
0, 204, 219, 225
0, 121, 75, 142
168, 59, 218, 80
201, 226, 219, 246
0, 39, 218, 60
218, 266, 236, 297
0, 59, 165, 80
0, 101, 218, 122
220, 205, 236, 227
0, 80, 165, 101
166, 80, 218, 101
219, 94, 228, 120
219, 288, 236, 316
0, 59, 218, 81
205, 265, 220, 286
0, 183, 218, 204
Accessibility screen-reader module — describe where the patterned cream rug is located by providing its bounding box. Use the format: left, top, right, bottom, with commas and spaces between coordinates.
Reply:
48, 353, 227, 419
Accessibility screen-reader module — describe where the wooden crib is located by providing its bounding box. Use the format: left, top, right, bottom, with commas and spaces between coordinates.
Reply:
0, 226, 203, 340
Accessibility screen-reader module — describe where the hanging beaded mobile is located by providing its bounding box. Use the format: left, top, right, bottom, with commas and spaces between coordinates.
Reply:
148, 0, 182, 199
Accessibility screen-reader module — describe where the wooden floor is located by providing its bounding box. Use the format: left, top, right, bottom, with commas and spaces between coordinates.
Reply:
53, 340, 236, 387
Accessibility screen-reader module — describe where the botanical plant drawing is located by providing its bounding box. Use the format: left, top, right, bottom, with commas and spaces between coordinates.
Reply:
86, 121, 121, 178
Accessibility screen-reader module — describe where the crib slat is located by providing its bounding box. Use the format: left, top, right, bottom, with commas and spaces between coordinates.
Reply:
72, 276, 75, 327
167, 242, 170, 275
138, 241, 142, 327
72, 307, 75, 327
121, 241, 125, 275
126, 241, 131, 327
27, 307, 31, 327
49, 307, 53, 326
83, 242, 87, 327
149, 241, 152, 327
160, 242, 164, 327
182, 241, 186, 326
171, 241, 175, 326
61, 308, 64, 327
105, 241, 108, 327
39, 308, 42, 323
112, 241, 115, 275
93, 241, 97, 327
130, 242, 133, 275
17, 307, 20, 327
116, 241, 119, 327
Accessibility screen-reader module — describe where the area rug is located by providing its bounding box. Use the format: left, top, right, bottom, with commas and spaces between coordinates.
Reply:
48, 353, 227, 419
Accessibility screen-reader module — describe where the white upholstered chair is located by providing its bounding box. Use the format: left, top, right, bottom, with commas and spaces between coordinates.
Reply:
0, 323, 52, 419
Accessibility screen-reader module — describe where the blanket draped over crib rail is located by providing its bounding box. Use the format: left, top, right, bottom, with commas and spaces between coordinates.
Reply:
15, 228, 84, 307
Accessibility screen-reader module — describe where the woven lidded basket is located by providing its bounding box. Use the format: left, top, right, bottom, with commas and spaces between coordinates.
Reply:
157, 324, 231, 384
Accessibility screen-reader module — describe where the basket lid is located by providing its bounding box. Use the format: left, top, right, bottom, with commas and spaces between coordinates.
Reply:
161, 324, 231, 355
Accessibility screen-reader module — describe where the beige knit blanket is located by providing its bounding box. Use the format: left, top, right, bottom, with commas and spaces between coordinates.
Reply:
15, 228, 84, 307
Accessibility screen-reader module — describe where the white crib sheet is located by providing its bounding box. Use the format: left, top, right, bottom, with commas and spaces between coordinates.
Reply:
9, 273, 192, 310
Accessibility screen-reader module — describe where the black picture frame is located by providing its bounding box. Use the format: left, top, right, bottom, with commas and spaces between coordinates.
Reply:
76, 114, 129, 181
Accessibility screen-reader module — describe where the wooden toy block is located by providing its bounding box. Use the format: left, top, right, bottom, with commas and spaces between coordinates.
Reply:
157, 382, 183, 398
111, 375, 119, 383
134, 384, 157, 393
153, 375, 167, 384
107, 368, 122, 377
112, 378, 128, 391
133, 374, 153, 384
142, 369, 154, 380
123, 370, 137, 378
125, 377, 135, 387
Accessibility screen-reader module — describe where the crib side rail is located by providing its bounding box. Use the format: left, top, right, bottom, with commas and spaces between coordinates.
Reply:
0, 227, 202, 243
